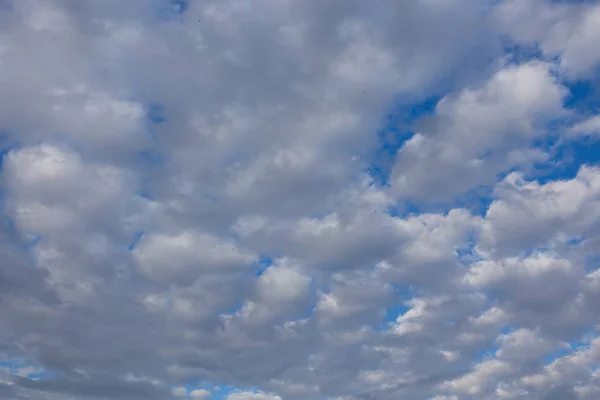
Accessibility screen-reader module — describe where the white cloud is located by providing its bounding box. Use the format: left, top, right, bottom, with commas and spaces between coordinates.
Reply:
190, 389, 211, 399
0, 1, 599, 400
2, 144, 138, 236
390, 61, 566, 201
227, 392, 281, 400
494, 0, 600, 78
133, 231, 256, 283
480, 166, 600, 255
172, 386, 188, 397
443, 359, 513, 395
256, 260, 311, 303
570, 115, 600, 138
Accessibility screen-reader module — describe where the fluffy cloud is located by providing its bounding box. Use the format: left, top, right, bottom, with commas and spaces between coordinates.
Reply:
0, 0, 600, 400
494, 0, 600, 79
390, 61, 567, 202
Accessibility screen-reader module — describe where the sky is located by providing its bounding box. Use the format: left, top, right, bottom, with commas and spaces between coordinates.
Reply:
0, 0, 600, 399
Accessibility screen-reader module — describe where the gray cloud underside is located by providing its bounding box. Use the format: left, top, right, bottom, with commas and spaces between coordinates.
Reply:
1, 0, 600, 399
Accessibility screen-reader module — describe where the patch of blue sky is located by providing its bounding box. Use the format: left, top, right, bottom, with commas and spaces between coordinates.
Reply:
169, 0, 189, 14
543, 346, 575, 365
255, 254, 274, 277
127, 231, 144, 251
156, 0, 189, 21
0, 143, 13, 164
146, 103, 167, 127
471, 326, 520, 363
369, 93, 506, 217
2, 216, 38, 248
0, 359, 54, 380
379, 304, 407, 331
531, 135, 600, 185
455, 239, 483, 266
385, 184, 494, 219
501, 41, 546, 67
208, 385, 236, 400
25, 369, 57, 380
23, 235, 41, 249
383, 105, 597, 218
219, 301, 244, 317
303, 303, 316, 320
209, 385, 265, 400
0, 135, 19, 171
213, 386, 271, 400
367, 96, 440, 187
135, 188, 154, 201
440, 185, 495, 217
138, 103, 169, 171
170, 383, 215, 399
584, 253, 600, 275
564, 78, 600, 110
477, 345, 501, 362
543, 331, 598, 364
173, 382, 264, 400
0, 360, 16, 369
140, 100, 165, 140
522, 246, 556, 261
0, 217, 40, 268
499, 325, 516, 335
371, 54, 600, 218
379, 284, 415, 331
566, 237, 585, 247
523, 78, 600, 184
384, 200, 440, 221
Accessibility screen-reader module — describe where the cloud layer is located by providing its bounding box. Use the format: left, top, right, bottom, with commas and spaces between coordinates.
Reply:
1, 0, 600, 399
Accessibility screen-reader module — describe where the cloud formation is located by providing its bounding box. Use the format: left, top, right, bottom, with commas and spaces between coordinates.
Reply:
1, 0, 600, 399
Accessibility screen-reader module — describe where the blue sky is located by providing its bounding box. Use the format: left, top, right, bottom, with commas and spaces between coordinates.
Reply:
1, 1, 600, 400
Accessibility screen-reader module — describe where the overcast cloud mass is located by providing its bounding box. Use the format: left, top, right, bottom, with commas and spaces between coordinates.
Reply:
1, 0, 600, 399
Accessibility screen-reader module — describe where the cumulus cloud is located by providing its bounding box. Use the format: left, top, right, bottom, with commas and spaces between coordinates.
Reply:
390, 61, 567, 202
0, 0, 600, 400
494, 0, 600, 78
